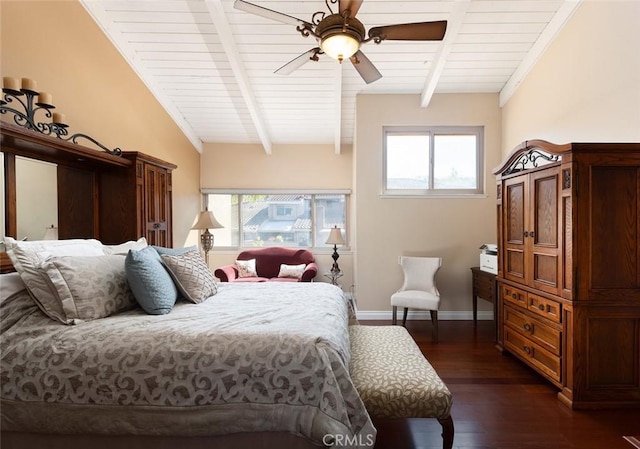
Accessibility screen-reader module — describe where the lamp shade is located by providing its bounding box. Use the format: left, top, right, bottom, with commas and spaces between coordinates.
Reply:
325, 226, 345, 245
43, 225, 58, 240
192, 211, 223, 230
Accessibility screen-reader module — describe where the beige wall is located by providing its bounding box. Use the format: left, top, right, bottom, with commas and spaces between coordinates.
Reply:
201, 142, 355, 286
354, 93, 502, 315
501, 0, 640, 154
1, 1, 201, 247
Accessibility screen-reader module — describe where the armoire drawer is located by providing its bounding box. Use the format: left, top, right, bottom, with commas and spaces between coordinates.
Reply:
502, 284, 527, 309
527, 293, 562, 323
504, 306, 561, 355
504, 327, 561, 383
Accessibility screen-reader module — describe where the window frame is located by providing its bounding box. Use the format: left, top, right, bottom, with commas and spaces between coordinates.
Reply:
382, 125, 485, 197
201, 189, 350, 250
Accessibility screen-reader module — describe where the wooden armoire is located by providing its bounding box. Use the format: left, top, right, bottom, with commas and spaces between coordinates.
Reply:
494, 140, 640, 409
1, 122, 176, 272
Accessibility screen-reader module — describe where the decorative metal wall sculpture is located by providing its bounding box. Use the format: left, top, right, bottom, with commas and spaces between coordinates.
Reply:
1, 77, 122, 156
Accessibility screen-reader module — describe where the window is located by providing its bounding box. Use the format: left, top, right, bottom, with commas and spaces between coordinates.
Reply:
383, 126, 484, 196
202, 191, 348, 248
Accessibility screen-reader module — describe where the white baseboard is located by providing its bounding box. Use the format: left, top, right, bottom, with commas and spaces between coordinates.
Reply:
355, 310, 494, 321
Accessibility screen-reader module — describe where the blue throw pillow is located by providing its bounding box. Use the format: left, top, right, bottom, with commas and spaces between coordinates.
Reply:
125, 246, 178, 315
152, 245, 198, 256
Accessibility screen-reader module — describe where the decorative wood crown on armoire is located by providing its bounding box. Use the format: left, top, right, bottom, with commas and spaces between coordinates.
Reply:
494, 140, 640, 409
1, 122, 177, 261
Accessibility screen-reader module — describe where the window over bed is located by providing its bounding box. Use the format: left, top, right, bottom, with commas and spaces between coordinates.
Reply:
201, 190, 349, 249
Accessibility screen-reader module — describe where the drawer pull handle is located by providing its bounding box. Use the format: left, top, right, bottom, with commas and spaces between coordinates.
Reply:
538, 304, 545, 311
153, 223, 161, 229
523, 323, 532, 332
530, 231, 535, 238
512, 293, 517, 299
524, 346, 532, 355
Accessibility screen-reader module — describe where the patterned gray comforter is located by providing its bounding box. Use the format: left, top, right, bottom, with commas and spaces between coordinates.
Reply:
1, 282, 375, 447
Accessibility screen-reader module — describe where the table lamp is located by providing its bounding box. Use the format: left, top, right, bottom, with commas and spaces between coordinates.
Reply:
43, 225, 58, 240
191, 210, 223, 265
325, 226, 345, 274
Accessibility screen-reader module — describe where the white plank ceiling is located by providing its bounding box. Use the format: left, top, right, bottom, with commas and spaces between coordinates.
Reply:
81, 0, 582, 153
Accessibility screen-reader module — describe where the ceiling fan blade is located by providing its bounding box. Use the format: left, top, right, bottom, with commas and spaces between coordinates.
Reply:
234, 0, 309, 27
275, 48, 321, 75
368, 20, 447, 41
339, 0, 363, 18
349, 50, 382, 84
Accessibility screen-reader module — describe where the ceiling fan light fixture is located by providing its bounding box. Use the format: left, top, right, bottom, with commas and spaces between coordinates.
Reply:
320, 33, 360, 62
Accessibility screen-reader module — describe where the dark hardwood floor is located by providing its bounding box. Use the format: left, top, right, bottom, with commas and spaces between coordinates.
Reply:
360, 320, 640, 449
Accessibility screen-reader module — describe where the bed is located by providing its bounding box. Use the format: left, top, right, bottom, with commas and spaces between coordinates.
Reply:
0, 265, 375, 448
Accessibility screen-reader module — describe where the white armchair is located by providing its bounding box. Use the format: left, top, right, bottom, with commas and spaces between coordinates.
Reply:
391, 256, 442, 342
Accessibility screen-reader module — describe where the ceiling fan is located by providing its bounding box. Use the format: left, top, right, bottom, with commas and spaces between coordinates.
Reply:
234, 0, 447, 84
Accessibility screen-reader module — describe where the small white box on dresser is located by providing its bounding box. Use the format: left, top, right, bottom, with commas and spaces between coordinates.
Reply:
479, 244, 498, 274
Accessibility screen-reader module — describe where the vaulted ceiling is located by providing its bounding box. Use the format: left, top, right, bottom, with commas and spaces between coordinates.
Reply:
81, 0, 582, 154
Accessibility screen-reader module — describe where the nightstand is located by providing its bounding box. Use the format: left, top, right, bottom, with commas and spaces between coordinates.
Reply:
471, 267, 497, 337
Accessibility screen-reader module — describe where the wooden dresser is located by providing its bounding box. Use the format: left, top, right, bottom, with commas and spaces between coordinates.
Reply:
494, 140, 640, 409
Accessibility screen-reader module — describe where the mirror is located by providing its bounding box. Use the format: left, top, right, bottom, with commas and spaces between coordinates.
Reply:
1, 153, 58, 241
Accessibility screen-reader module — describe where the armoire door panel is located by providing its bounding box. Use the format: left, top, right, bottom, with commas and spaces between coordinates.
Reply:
533, 252, 559, 291
145, 165, 158, 225
533, 174, 559, 247
504, 176, 528, 284
506, 181, 526, 244
530, 168, 561, 294
158, 171, 168, 222
506, 249, 525, 280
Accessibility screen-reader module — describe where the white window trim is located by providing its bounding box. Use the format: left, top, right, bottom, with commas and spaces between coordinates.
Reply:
382, 125, 485, 197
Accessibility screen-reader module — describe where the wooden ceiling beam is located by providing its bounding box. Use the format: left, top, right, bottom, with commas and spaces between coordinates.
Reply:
421, 0, 471, 108
205, 0, 272, 154
499, 0, 583, 107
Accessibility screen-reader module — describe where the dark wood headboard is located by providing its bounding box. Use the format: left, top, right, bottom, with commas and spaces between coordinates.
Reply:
1, 122, 132, 272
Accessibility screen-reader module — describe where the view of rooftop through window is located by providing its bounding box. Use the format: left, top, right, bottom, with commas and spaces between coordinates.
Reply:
205, 193, 346, 248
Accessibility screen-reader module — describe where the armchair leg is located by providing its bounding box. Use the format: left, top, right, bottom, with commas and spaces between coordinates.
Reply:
392, 306, 397, 325
402, 307, 408, 326
430, 310, 438, 343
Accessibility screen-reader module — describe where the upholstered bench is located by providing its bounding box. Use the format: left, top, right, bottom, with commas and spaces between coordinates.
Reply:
349, 325, 454, 449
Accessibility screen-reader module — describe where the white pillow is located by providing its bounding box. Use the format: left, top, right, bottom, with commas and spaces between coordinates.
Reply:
278, 263, 307, 279
235, 259, 257, 278
0, 272, 27, 303
103, 237, 148, 255
4, 237, 106, 321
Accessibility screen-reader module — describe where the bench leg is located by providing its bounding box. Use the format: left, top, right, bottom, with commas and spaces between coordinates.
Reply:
392, 306, 397, 324
402, 307, 408, 326
437, 416, 454, 449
